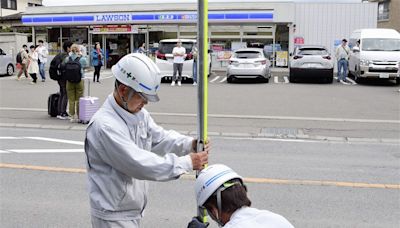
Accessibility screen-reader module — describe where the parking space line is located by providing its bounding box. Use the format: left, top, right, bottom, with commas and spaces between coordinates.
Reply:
0, 150, 10, 153
283, 76, 289, 84
1, 163, 399, 190
346, 78, 357, 85
219, 76, 227, 83
0, 137, 21, 139
274, 76, 279, 83
210, 76, 220, 83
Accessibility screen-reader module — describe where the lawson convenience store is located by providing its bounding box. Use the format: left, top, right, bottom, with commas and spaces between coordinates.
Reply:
21, 1, 377, 68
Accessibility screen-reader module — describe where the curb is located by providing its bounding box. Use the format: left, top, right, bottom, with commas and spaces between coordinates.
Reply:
1, 122, 398, 144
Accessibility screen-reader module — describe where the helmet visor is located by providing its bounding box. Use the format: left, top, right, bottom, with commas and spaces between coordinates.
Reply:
140, 92, 160, 102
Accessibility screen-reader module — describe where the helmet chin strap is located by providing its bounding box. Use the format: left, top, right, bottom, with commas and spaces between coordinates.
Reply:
115, 81, 136, 112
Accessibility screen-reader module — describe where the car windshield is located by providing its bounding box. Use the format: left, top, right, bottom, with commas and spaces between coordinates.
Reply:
158, 42, 194, 54
361, 38, 400, 51
298, 48, 328, 56
234, 51, 262, 59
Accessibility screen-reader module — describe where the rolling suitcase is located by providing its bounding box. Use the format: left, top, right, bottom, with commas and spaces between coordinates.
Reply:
79, 79, 99, 124
48, 93, 60, 117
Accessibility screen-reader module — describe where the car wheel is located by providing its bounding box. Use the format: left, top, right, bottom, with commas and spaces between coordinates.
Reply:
262, 77, 269, 83
227, 76, 233, 83
354, 67, 362, 83
396, 77, 400, 85
289, 71, 296, 83
326, 71, 334, 84
6, 64, 14, 76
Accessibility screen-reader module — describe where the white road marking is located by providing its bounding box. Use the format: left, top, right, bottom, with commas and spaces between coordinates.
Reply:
7, 149, 83, 153
25, 137, 84, 145
283, 76, 289, 84
0, 137, 21, 139
219, 76, 227, 83
274, 76, 279, 83
1, 107, 399, 124
0, 150, 10, 153
346, 78, 357, 85
210, 76, 220, 83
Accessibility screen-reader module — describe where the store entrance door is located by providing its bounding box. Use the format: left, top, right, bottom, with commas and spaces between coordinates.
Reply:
105, 34, 131, 68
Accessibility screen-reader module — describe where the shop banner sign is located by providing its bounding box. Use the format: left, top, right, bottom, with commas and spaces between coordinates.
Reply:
91, 25, 138, 34
22, 11, 274, 25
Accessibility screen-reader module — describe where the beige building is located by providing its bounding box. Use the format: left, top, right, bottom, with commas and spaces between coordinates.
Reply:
369, 0, 400, 32
1, 0, 42, 17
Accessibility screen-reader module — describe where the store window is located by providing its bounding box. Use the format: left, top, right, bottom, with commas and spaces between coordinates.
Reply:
378, 1, 390, 21
1, 0, 17, 10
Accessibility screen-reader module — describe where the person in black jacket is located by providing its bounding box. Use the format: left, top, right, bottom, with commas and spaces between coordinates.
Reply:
56, 41, 73, 119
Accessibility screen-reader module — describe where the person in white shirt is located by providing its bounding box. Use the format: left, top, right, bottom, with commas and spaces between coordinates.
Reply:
36, 40, 49, 82
85, 53, 209, 228
171, 40, 186, 86
335, 39, 351, 83
188, 164, 294, 228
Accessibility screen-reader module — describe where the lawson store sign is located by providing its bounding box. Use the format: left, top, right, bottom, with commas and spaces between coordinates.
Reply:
22, 11, 273, 25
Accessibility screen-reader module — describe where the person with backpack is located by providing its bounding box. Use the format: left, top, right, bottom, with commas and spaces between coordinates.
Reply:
91, 42, 104, 83
49, 41, 73, 120
63, 44, 88, 123
16, 45, 29, 80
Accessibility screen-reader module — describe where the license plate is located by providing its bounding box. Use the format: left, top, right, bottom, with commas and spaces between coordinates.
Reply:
304, 63, 320, 68
379, 73, 390, 78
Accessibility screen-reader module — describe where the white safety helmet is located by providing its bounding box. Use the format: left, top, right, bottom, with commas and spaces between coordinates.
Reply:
112, 53, 161, 102
195, 164, 242, 207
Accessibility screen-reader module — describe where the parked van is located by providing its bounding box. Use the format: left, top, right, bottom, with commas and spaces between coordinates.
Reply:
348, 29, 400, 84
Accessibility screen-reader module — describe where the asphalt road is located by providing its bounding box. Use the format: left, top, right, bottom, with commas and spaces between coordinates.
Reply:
1, 127, 399, 227
0, 70, 399, 140
0, 69, 399, 227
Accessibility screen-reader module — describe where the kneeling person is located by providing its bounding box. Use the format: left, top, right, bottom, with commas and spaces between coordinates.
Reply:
189, 164, 294, 228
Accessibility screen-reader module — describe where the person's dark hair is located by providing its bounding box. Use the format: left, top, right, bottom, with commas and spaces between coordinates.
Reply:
23, 45, 27, 48
30, 45, 35, 49
38, 40, 44, 44
342, 39, 347, 42
63, 41, 73, 52
204, 179, 251, 214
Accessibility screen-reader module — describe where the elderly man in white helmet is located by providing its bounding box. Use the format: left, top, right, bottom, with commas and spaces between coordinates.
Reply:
85, 53, 209, 228
188, 164, 294, 228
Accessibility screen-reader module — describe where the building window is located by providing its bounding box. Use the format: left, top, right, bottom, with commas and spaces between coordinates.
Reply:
1, 0, 17, 10
378, 1, 390, 21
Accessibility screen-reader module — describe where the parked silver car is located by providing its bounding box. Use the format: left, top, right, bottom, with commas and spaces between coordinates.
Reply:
227, 48, 271, 83
289, 45, 334, 83
0, 48, 15, 76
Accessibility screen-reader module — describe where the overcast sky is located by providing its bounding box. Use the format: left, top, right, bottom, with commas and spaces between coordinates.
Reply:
42, 0, 362, 6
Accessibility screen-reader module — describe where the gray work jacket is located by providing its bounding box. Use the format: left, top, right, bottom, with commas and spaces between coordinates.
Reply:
85, 94, 193, 221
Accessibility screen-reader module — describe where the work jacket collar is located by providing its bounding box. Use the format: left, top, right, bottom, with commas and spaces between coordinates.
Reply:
107, 94, 143, 126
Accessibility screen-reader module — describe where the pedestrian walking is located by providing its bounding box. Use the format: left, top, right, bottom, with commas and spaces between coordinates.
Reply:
336, 39, 351, 83
171, 40, 186, 86
137, 42, 147, 55
191, 43, 198, 86
36, 40, 49, 82
64, 44, 88, 123
16, 45, 29, 80
27, 45, 39, 84
49, 41, 73, 120
91, 42, 104, 83
85, 53, 209, 228
188, 164, 294, 228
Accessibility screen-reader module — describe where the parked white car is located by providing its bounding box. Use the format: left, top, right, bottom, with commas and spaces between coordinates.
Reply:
348, 29, 400, 84
226, 48, 271, 83
0, 48, 15, 76
155, 39, 211, 82
289, 45, 334, 83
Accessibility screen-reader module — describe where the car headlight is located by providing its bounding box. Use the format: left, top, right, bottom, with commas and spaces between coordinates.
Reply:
360, 59, 372, 66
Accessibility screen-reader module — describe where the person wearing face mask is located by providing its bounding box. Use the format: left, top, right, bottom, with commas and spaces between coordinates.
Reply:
188, 164, 294, 228
84, 53, 210, 228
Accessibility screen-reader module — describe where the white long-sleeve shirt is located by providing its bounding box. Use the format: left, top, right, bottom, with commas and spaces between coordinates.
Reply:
85, 94, 193, 220
223, 207, 294, 228
37, 45, 48, 64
